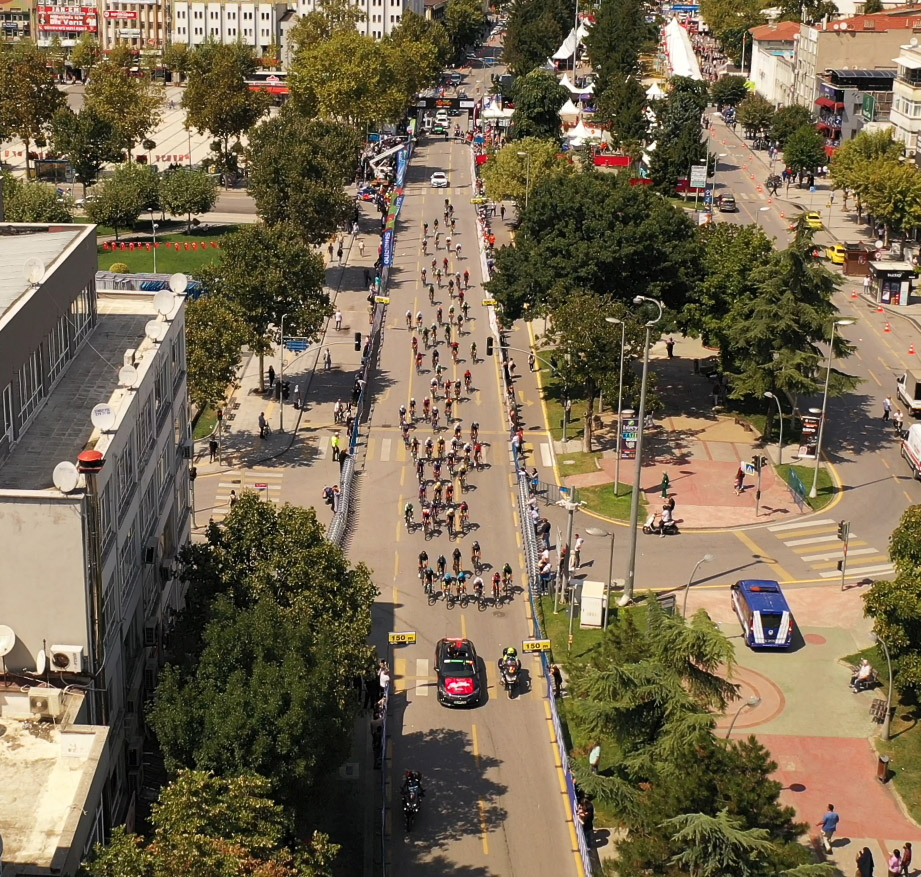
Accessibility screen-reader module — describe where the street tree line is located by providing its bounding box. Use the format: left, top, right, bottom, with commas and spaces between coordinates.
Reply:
84, 494, 377, 874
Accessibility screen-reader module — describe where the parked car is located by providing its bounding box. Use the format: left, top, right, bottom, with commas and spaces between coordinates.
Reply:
803, 211, 823, 229
825, 242, 846, 264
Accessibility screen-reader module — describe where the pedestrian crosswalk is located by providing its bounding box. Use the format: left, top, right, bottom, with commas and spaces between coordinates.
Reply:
211, 468, 283, 521
767, 518, 894, 580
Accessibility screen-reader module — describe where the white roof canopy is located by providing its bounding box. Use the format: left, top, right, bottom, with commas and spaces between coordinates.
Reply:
558, 98, 580, 119
664, 17, 702, 80
553, 27, 578, 60
646, 82, 666, 98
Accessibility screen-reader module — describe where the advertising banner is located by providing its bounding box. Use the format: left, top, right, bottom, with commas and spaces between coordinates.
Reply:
104, 9, 137, 18
37, 4, 97, 31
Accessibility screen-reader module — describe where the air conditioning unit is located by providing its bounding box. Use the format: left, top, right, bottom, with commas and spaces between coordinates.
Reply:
182, 442, 192, 460
49, 644, 83, 673
29, 687, 64, 719
144, 538, 158, 565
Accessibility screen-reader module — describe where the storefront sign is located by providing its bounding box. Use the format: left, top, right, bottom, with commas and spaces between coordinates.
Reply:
37, 4, 97, 31
104, 9, 137, 18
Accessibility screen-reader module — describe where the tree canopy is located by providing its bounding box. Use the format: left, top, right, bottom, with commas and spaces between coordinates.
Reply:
479, 137, 573, 205
1, 173, 73, 223
159, 167, 218, 233
782, 124, 827, 174
50, 106, 122, 189
735, 93, 775, 136
510, 69, 566, 140
502, 0, 574, 76
585, 0, 653, 82
444, 0, 487, 59
770, 105, 814, 148
710, 75, 750, 109
488, 172, 701, 320
84, 60, 162, 152
85, 162, 160, 240
185, 295, 249, 410
648, 84, 706, 193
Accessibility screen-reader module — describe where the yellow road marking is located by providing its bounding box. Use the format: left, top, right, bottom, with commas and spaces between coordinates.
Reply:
791, 539, 866, 554
461, 612, 467, 640
868, 367, 882, 388
394, 554, 399, 579
733, 529, 793, 581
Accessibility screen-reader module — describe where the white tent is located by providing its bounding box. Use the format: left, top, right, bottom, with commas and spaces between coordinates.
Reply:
558, 98, 580, 120
577, 21, 590, 40
577, 82, 595, 95
646, 82, 665, 99
663, 17, 702, 80
559, 73, 577, 92
553, 27, 578, 61
565, 119, 601, 141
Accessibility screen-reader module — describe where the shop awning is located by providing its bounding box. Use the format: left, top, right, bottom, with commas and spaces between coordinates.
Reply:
815, 96, 844, 109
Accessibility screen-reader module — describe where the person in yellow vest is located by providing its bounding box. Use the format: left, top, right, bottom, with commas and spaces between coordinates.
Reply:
331, 432, 340, 462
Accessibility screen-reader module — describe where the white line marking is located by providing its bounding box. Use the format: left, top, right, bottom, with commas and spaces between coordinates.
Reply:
785, 534, 848, 547
381, 438, 392, 462
801, 547, 879, 562
819, 564, 894, 578
769, 518, 838, 532
541, 442, 553, 467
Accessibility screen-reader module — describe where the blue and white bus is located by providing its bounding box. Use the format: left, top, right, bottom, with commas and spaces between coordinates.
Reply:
730, 579, 795, 649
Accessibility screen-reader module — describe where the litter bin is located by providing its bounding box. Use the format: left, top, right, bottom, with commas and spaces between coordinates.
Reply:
274, 381, 281, 401
877, 754, 890, 783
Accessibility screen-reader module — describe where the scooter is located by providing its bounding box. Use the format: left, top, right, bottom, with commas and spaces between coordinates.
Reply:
500, 660, 520, 699
643, 513, 679, 536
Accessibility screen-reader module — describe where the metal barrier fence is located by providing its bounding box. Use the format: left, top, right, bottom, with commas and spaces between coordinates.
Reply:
532, 478, 580, 508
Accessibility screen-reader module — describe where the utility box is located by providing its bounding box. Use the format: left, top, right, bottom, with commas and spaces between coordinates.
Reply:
580, 580, 608, 629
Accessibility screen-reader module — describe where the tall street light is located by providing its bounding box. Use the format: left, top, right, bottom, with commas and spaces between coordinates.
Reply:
872, 633, 893, 742
279, 313, 289, 433
149, 210, 159, 274
682, 553, 715, 617
585, 527, 615, 629
516, 150, 532, 212
725, 695, 761, 738
810, 318, 855, 498
764, 391, 783, 466
621, 296, 664, 606
605, 317, 627, 496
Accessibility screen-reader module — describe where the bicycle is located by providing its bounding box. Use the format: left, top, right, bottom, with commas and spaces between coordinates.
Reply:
470, 343, 477, 362
459, 470, 467, 492
471, 545, 481, 573
428, 285, 435, 304
459, 506, 469, 530
444, 576, 456, 609
492, 575, 501, 604
456, 577, 469, 608
474, 579, 487, 611
503, 574, 512, 601
405, 507, 414, 531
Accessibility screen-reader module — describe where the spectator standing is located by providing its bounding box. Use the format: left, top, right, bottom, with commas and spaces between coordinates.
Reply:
589, 742, 601, 774
573, 534, 584, 569
818, 804, 840, 853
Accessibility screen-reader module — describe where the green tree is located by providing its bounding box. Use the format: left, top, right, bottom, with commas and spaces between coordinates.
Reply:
699, 0, 764, 64
480, 137, 572, 205
289, 0, 368, 53
182, 43, 270, 180
85, 162, 159, 240
199, 224, 328, 387
830, 129, 903, 206
488, 171, 701, 319
777, 0, 838, 23
69, 33, 101, 74
782, 124, 826, 174
84, 772, 339, 877
147, 495, 377, 799
585, 0, 652, 81
1, 174, 72, 223
596, 75, 648, 147
735, 92, 775, 135
159, 167, 217, 233
863, 0, 883, 11
503, 0, 574, 77
185, 296, 249, 410
648, 89, 706, 193
444, 0, 487, 58
388, 9, 453, 69
510, 69, 566, 140
161, 42, 191, 82
246, 109, 360, 244
770, 105, 814, 148
50, 106, 121, 191
861, 160, 921, 243
0, 43, 66, 174
84, 60, 162, 153
710, 74, 750, 108
666, 810, 775, 877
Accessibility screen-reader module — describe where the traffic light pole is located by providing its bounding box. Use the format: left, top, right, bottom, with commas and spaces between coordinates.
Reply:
838, 520, 850, 591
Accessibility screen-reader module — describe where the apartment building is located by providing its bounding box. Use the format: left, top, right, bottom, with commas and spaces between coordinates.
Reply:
0, 0, 33, 42
293, 0, 424, 39
172, 0, 288, 56
35, 1, 98, 47
99, 0, 170, 52
0, 222, 191, 826
749, 21, 798, 106
891, 39, 921, 156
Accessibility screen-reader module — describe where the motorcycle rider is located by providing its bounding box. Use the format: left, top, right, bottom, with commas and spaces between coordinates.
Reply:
498, 646, 521, 673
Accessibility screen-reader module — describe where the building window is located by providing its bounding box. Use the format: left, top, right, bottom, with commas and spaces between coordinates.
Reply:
157, 443, 170, 500
1, 383, 12, 445
118, 514, 138, 606
70, 283, 94, 346
141, 475, 156, 537
100, 478, 114, 554
18, 349, 43, 427
117, 432, 137, 511
47, 315, 69, 385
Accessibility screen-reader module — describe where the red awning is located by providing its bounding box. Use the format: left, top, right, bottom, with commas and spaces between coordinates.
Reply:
815, 96, 844, 109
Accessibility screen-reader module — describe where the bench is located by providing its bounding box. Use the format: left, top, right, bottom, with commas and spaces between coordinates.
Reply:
870, 698, 891, 723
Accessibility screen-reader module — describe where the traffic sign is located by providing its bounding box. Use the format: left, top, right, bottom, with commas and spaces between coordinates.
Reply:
254, 482, 268, 488
522, 639, 551, 653
482, 298, 497, 306
374, 296, 390, 304
285, 339, 308, 351
388, 631, 417, 644
742, 462, 756, 476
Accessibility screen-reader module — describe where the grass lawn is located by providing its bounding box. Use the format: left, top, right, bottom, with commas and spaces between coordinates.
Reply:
536, 360, 587, 443
842, 645, 921, 824
99, 233, 224, 274
556, 450, 602, 475
775, 463, 834, 511
192, 404, 218, 441
578, 482, 645, 522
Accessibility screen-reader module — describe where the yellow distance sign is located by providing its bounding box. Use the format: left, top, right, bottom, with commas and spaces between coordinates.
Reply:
481, 298, 497, 307
388, 631, 417, 645
522, 639, 551, 653
374, 296, 390, 304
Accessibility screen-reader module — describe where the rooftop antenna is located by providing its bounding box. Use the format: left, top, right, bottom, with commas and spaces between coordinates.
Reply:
52, 461, 80, 494
22, 258, 45, 287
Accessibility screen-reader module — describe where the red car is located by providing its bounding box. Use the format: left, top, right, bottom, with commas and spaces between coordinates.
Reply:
434, 638, 481, 707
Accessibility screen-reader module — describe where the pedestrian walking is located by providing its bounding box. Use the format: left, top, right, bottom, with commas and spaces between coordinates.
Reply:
856, 847, 874, 877
258, 412, 267, 439
573, 534, 583, 569
660, 471, 670, 499
327, 242, 334, 261
818, 804, 840, 854
324, 348, 332, 371
734, 466, 745, 495
900, 842, 912, 876
208, 437, 218, 463
665, 336, 675, 359
500, 203, 506, 221
267, 365, 276, 387
528, 351, 536, 372
229, 489, 238, 507
335, 309, 343, 330
895, 408, 904, 436
378, 661, 391, 700
883, 396, 893, 421
551, 664, 563, 698
358, 238, 365, 257
331, 432, 341, 462
588, 742, 601, 774
864, 273, 872, 295
885, 847, 902, 877
293, 384, 301, 409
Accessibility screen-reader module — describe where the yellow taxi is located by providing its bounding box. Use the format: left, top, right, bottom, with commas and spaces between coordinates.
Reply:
825, 243, 846, 264
804, 211, 823, 229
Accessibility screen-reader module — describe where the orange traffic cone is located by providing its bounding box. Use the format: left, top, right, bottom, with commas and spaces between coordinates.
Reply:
911, 344, 916, 355
780, 212, 785, 218
851, 289, 858, 299
877, 304, 884, 312
885, 322, 891, 333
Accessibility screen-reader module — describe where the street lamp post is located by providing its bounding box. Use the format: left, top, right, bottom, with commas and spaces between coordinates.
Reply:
605, 317, 627, 496
682, 553, 714, 617
150, 212, 159, 274
873, 633, 893, 742
764, 391, 783, 467
725, 696, 761, 738
622, 296, 664, 606
555, 498, 583, 615
810, 318, 855, 498
516, 150, 532, 212
585, 527, 615, 629
279, 313, 289, 433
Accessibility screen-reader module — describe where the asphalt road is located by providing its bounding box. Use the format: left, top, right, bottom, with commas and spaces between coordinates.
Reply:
349, 135, 578, 875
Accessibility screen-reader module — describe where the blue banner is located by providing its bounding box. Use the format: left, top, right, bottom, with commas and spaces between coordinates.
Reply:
394, 193, 405, 218
382, 228, 394, 267
396, 149, 408, 187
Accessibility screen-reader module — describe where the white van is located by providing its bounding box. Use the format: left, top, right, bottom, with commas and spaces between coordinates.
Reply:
902, 423, 921, 479
435, 109, 449, 126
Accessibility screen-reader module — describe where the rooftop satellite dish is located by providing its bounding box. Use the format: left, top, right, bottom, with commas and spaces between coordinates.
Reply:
840, 21, 847, 28
169, 272, 189, 295
23, 257, 45, 286
912, 37, 919, 45
90, 403, 117, 433
154, 289, 176, 316
0, 625, 15, 658
118, 364, 139, 388
36, 649, 46, 675
145, 319, 166, 342
52, 460, 80, 494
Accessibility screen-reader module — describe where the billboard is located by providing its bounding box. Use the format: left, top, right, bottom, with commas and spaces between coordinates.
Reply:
37, 5, 98, 31
104, 9, 137, 18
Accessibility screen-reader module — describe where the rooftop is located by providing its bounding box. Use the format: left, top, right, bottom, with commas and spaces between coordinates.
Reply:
0, 293, 161, 491
0, 687, 107, 872
821, 6, 921, 31
0, 226, 88, 326
750, 21, 801, 41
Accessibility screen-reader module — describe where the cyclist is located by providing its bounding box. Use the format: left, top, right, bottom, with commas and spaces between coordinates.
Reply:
410, 435, 419, 460
444, 481, 454, 504
436, 436, 446, 458
431, 258, 437, 273
434, 230, 441, 248
451, 341, 459, 363
442, 572, 454, 596
456, 570, 468, 598
421, 267, 427, 284
424, 564, 436, 592
459, 500, 469, 528
457, 313, 464, 334
472, 575, 484, 603
416, 458, 425, 483
492, 572, 502, 601
432, 459, 442, 480
404, 502, 414, 527
444, 377, 453, 398
432, 349, 439, 370
446, 236, 452, 252
454, 422, 463, 441
444, 323, 452, 344
416, 311, 424, 330
443, 256, 449, 274
418, 550, 428, 578
454, 380, 461, 400
436, 554, 447, 576
415, 351, 424, 372
448, 277, 455, 297
502, 562, 513, 591
471, 540, 481, 570
433, 480, 443, 505
423, 221, 429, 238
458, 460, 468, 490
470, 421, 479, 442
446, 506, 456, 537
399, 403, 407, 424
418, 481, 427, 503
445, 397, 454, 420
402, 421, 411, 443
464, 370, 472, 392
437, 306, 443, 325
458, 290, 465, 309
463, 269, 469, 289
456, 244, 463, 259
424, 437, 434, 459
434, 218, 439, 232
428, 284, 435, 304
452, 546, 462, 574
405, 310, 412, 329
421, 326, 429, 349
431, 407, 440, 431
470, 341, 477, 361
430, 376, 439, 398
462, 301, 470, 320
409, 398, 416, 420
474, 442, 483, 468
422, 397, 431, 420
422, 237, 428, 255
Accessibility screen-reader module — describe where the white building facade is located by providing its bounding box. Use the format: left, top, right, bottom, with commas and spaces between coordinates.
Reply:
749, 21, 798, 107
891, 41, 921, 156
293, 0, 424, 39
172, 0, 288, 55
99, 1, 170, 53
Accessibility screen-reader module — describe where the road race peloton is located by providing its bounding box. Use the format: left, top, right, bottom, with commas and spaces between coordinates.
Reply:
406, 210, 515, 609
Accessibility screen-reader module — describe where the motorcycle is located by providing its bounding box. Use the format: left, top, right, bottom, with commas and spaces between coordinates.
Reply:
500, 660, 520, 699
643, 513, 679, 536
402, 772, 423, 831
